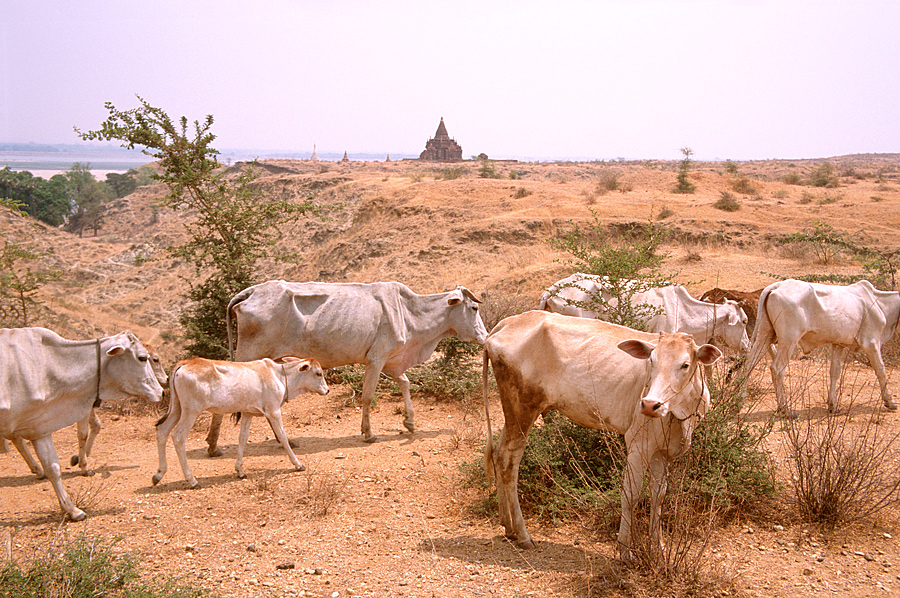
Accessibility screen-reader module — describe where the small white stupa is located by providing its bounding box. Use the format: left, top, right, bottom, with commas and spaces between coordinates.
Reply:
309, 144, 319, 161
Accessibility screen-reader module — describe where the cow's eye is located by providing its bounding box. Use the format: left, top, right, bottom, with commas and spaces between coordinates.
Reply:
138, 355, 149, 362
681, 362, 690, 369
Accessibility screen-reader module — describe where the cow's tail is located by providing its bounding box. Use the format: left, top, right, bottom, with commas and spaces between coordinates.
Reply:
483, 348, 496, 485
226, 286, 256, 361
155, 364, 182, 427
742, 285, 777, 383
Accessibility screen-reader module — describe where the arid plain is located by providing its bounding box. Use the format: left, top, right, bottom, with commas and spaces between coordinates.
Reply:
3, 155, 900, 597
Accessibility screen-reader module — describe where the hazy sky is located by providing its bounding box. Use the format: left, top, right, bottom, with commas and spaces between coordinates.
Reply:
2, 1, 898, 161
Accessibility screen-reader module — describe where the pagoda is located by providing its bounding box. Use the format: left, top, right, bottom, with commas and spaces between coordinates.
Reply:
419, 117, 463, 162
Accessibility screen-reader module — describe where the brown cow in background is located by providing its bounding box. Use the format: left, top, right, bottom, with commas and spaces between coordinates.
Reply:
700, 287, 764, 334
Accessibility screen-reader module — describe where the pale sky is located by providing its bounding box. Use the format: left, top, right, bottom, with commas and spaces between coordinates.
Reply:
1, 1, 898, 161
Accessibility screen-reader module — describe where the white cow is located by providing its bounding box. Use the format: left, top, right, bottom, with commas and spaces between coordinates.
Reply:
483, 310, 721, 560
6, 343, 168, 479
540, 273, 750, 353
152, 357, 328, 488
743, 279, 900, 415
0, 328, 163, 520
203, 280, 488, 450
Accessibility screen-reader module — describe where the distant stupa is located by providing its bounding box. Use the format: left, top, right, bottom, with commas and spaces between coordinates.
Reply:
419, 117, 463, 162
385, 154, 391, 162
341, 151, 349, 163
309, 144, 319, 161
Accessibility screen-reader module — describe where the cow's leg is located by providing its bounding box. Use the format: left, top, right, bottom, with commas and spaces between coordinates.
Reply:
0, 437, 7, 453
827, 345, 846, 413
235, 414, 253, 479
360, 362, 386, 443
71, 410, 100, 475
385, 367, 415, 433
494, 417, 539, 549
770, 343, 795, 417
648, 451, 669, 557
170, 409, 202, 489
205, 413, 225, 457
860, 342, 897, 411
618, 447, 649, 561
10, 436, 45, 478
265, 409, 306, 472
31, 435, 85, 521
152, 399, 182, 486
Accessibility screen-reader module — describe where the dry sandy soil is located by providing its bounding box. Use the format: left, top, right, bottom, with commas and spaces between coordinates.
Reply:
4, 155, 900, 597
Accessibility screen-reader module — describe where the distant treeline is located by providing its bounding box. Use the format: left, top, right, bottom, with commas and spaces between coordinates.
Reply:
0, 163, 154, 237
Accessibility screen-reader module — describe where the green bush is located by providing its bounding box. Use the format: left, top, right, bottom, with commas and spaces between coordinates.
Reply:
0, 536, 209, 598
730, 176, 757, 195
808, 163, 840, 188
713, 191, 741, 212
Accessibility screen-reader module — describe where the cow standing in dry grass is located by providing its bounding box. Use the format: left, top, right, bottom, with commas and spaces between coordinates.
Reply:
743, 279, 900, 415
152, 357, 328, 488
482, 311, 721, 560
700, 287, 764, 334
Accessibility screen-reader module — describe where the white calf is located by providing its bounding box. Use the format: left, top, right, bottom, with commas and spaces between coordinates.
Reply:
152, 356, 328, 488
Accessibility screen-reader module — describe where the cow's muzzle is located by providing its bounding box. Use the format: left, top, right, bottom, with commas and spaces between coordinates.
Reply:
641, 398, 667, 418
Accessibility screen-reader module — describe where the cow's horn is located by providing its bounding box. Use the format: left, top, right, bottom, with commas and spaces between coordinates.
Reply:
458, 286, 482, 304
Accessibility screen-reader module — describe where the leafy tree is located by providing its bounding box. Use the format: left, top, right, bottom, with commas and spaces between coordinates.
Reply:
105, 171, 138, 198
63, 163, 111, 237
0, 167, 35, 217
77, 96, 319, 358
547, 212, 673, 329
32, 174, 71, 226
673, 147, 696, 194
0, 241, 58, 327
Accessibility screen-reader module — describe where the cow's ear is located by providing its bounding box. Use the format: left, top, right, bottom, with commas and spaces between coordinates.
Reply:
618, 339, 655, 360
299, 362, 310, 371
107, 346, 126, 357
696, 344, 723, 365
448, 297, 462, 306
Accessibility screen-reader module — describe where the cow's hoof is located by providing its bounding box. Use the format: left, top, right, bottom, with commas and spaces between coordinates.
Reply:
68, 508, 87, 522
207, 447, 223, 458
403, 421, 415, 433
517, 539, 536, 550
295, 463, 307, 472
151, 473, 163, 486
189, 481, 202, 490
237, 472, 247, 480
364, 434, 379, 444
80, 469, 95, 477
70, 455, 80, 466
885, 401, 898, 411
288, 439, 300, 449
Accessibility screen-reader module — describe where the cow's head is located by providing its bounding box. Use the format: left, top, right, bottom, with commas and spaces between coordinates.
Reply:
617, 333, 721, 420
281, 356, 329, 396
447, 286, 489, 344
101, 332, 165, 403
716, 299, 751, 353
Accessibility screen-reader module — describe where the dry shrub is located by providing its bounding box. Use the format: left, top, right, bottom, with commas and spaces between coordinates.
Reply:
296, 472, 348, 518
478, 286, 535, 331
730, 176, 757, 195
780, 359, 900, 530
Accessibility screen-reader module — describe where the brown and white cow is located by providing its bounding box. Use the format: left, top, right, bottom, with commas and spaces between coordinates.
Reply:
483, 310, 721, 560
152, 356, 328, 488
743, 279, 900, 415
0, 328, 163, 520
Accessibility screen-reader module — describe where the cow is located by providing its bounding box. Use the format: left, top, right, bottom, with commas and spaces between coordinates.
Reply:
540, 273, 750, 353
743, 279, 900, 415
0, 328, 163, 521
482, 310, 722, 560
6, 343, 169, 480
203, 280, 488, 450
152, 357, 329, 488
700, 287, 764, 334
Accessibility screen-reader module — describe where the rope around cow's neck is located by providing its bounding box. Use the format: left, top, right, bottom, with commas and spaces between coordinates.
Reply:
95, 339, 102, 405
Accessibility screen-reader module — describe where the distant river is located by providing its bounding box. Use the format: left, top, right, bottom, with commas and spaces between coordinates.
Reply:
0, 150, 153, 179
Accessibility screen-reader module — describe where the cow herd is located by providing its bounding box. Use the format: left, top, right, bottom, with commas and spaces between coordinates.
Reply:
2, 275, 899, 560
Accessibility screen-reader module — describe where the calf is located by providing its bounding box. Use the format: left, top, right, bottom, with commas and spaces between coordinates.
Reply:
483, 310, 721, 560
152, 357, 328, 488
